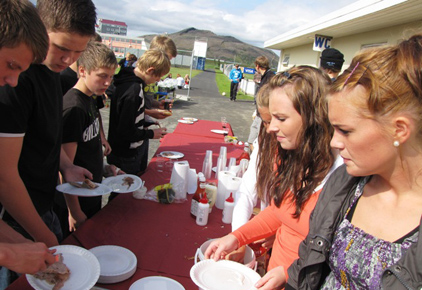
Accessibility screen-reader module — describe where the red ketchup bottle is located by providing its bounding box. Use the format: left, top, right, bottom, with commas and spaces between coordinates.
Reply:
190, 173, 206, 218
236, 142, 250, 164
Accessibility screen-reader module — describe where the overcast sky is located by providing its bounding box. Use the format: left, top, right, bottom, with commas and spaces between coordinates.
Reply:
92, 0, 358, 47
33, 0, 358, 48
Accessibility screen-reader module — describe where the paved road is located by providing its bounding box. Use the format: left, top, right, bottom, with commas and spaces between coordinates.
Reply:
101, 69, 256, 162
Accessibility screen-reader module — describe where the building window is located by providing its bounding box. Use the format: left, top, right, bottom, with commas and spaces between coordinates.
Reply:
361, 42, 387, 50
282, 54, 290, 66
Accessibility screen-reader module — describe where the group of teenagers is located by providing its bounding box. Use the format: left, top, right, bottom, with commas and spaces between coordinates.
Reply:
0, 0, 179, 285
1, 1, 422, 290
204, 37, 422, 289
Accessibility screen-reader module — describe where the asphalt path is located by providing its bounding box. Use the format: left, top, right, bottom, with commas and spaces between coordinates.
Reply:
100, 69, 256, 162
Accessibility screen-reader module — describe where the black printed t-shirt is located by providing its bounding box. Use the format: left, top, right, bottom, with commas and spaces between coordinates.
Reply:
0, 64, 62, 217
60, 88, 103, 210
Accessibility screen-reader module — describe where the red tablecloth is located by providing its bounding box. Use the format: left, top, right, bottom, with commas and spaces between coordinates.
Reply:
7, 121, 243, 290
172, 119, 234, 139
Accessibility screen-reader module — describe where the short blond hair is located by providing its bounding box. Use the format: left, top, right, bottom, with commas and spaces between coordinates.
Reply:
137, 49, 171, 77
150, 35, 177, 58
77, 41, 117, 74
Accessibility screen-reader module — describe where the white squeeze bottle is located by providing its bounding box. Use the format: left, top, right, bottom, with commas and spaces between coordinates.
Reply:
196, 194, 209, 226
222, 192, 234, 224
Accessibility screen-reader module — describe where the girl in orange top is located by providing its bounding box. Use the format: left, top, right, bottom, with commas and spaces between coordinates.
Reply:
205, 66, 342, 289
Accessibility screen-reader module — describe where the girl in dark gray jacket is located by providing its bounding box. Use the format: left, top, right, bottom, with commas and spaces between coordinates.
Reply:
286, 34, 422, 290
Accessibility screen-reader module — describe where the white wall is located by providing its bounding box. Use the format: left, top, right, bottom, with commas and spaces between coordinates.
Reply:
277, 20, 422, 72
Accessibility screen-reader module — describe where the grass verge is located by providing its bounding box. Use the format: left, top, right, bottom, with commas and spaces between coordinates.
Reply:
214, 69, 254, 101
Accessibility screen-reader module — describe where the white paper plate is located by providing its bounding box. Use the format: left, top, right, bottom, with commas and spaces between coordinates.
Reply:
56, 182, 112, 196
190, 260, 260, 290
160, 151, 184, 159
27, 245, 100, 290
178, 119, 194, 124
101, 174, 142, 193
182, 117, 198, 122
210, 129, 228, 135
89, 245, 137, 284
129, 276, 185, 290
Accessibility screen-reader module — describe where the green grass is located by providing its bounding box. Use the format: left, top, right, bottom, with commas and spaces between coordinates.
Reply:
167, 67, 202, 79
214, 69, 254, 100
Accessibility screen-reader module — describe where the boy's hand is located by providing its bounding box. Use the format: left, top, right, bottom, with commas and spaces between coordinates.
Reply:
152, 128, 168, 139
146, 109, 171, 119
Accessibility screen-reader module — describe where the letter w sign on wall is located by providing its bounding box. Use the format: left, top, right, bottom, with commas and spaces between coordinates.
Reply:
313, 35, 332, 52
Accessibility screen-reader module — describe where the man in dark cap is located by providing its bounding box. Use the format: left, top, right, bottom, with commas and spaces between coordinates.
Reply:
319, 47, 344, 81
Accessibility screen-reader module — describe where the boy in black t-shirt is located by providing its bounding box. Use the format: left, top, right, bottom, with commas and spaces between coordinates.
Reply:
107, 49, 170, 177
0, 0, 59, 275
57, 42, 118, 237
0, 0, 96, 247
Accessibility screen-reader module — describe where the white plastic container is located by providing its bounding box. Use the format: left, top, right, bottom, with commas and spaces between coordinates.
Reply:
194, 239, 257, 270
196, 195, 209, 226
222, 192, 234, 224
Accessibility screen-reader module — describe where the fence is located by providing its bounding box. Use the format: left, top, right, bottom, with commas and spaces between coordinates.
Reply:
221, 64, 256, 96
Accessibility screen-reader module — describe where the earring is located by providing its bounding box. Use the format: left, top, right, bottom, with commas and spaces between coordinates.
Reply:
393, 140, 400, 147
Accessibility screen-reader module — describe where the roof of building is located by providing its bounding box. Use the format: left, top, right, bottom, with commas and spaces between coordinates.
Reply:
99, 18, 127, 27
98, 32, 144, 41
264, 0, 422, 50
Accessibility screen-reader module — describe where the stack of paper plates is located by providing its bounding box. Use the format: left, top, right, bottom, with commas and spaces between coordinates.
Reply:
129, 276, 185, 290
190, 260, 261, 290
89, 245, 137, 284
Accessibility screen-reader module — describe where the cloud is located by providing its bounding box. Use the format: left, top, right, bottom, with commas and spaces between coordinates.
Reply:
93, 0, 356, 47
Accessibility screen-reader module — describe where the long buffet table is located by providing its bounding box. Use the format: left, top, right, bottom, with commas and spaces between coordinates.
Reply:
7, 120, 245, 290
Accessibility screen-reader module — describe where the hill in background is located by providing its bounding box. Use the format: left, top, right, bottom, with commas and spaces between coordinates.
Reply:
141, 27, 278, 68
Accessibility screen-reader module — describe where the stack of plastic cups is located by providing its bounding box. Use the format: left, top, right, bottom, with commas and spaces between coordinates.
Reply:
219, 147, 227, 168
202, 150, 213, 179
215, 156, 225, 179
237, 159, 249, 178
227, 157, 236, 171
215, 147, 227, 179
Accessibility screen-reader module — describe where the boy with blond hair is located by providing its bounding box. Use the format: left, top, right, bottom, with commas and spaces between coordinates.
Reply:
107, 49, 170, 178
0, 0, 96, 247
56, 42, 118, 237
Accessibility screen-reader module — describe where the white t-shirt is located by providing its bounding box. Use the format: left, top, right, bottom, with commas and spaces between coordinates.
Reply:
232, 138, 268, 231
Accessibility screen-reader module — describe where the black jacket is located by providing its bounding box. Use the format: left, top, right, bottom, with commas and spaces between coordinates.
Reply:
286, 165, 422, 290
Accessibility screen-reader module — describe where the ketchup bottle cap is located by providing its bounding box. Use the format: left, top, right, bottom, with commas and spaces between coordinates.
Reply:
200, 193, 208, 204
225, 192, 234, 203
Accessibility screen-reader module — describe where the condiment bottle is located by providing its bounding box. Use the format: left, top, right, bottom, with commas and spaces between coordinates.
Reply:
222, 192, 235, 224
196, 194, 209, 226
236, 142, 250, 164
190, 173, 206, 218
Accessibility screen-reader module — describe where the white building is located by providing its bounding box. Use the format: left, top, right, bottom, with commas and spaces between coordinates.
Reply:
265, 0, 422, 72
97, 19, 127, 36
99, 33, 148, 59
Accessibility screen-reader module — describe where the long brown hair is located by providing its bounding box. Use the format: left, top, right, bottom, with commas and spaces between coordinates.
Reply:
268, 66, 334, 218
255, 84, 279, 202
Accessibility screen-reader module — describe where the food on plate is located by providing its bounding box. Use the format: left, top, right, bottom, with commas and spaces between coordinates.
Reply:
68, 182, 83, 188
33, 254, 70, 290
182, 117, 197, 122
161, 152, 175, 157
122, 176, 134, 189
68, 179, 98, 189
157, 109, 172, 116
